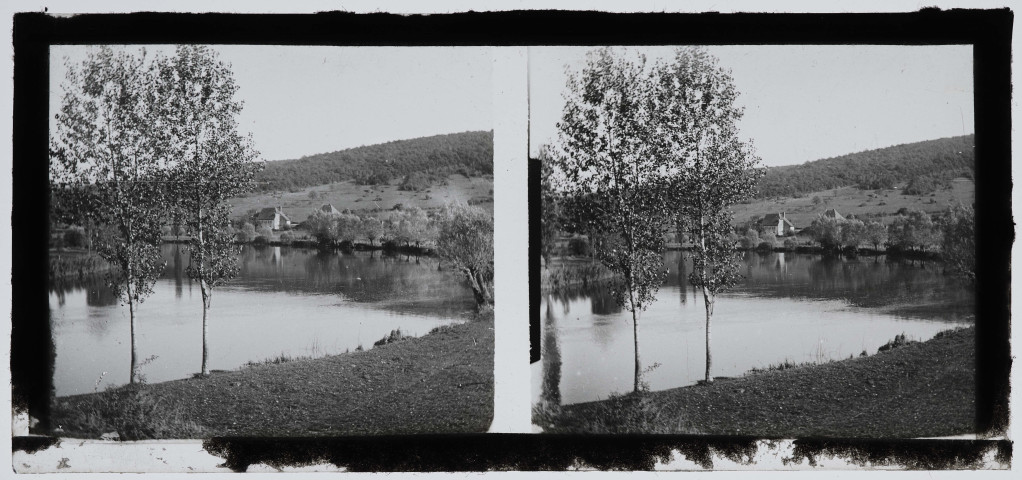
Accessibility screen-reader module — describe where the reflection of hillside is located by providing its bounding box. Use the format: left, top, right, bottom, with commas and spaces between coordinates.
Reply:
579, 251, 976, 322
157, 245, 474, 318
546, 282, 622, 316
49, 270, 121, 308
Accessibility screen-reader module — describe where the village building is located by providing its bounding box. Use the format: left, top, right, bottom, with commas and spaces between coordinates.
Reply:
253, 206, 291, 231
822, 208, 846, 221
760, 212, 796, 237
319, 203, 341, 215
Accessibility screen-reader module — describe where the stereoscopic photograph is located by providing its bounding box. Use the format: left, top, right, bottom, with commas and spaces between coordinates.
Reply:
44, 44, 495, 438
532, 45, 983, 437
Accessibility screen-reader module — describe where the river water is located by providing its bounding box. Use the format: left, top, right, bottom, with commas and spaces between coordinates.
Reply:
49, 244, 475, 397
534, 251, 974, 406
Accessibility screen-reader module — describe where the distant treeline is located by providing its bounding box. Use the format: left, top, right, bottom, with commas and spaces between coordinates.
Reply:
756, 135, 975, 198
255, 131, 494, 193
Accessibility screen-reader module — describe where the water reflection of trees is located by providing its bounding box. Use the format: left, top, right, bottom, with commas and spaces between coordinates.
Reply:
546, 282, 622, 316
554, 251, 977, 321
51, 244, 476, 319
231, 245, 473, 316
539, 297, 562, 408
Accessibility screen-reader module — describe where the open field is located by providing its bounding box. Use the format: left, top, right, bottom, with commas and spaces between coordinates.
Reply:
537, 326, 975, 437
52, 313, 494, 438
733, 177, 975, 229
228, 173, 494, 224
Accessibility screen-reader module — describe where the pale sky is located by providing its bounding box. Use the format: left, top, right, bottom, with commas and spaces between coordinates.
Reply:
528, 45, 975, 167
50, 45, 494, 161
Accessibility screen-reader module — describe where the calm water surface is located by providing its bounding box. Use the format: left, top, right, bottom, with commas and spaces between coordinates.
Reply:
535, 251, 975, 406
50, 244, 474, 397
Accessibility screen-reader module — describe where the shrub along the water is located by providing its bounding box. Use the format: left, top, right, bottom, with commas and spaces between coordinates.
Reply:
373, 328, 411, 347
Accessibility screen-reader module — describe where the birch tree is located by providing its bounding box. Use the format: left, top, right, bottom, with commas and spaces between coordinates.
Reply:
50, 46, 168, 384
549, 48, 671, 393
651, 47, 762, 384
157, 45, 261, 376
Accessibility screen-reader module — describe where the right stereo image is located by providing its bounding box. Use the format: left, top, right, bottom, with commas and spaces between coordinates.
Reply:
530, 45, 981, 437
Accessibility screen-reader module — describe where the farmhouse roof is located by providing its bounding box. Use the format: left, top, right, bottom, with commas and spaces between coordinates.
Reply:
764, 213, 793, 228
320, 204, 341, 215
822, 208, 845, 220
761, 212, 795, 228
254, 206, 289, 221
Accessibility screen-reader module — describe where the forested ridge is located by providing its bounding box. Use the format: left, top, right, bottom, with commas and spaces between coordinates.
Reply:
255, 131, 493, 193
756, 134, 974, 198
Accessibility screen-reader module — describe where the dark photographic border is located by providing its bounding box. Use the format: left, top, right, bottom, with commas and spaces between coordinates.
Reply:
13, 9, 1012, 471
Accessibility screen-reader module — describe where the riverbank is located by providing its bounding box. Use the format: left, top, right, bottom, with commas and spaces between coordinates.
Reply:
52, 313, 493, 439
163, 235, 435, 257
536, 326, 975, 437
668, 243, 943, 260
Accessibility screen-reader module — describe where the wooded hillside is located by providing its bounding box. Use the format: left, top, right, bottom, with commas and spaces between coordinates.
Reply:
255, 131, 493, 193
756, 135, 974, 198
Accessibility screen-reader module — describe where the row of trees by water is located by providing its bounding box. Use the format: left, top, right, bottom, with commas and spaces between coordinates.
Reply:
799, 205, 975, 280
302, 205, 435, 249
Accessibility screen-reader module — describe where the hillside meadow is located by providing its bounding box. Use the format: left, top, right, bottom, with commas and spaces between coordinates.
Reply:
732, 177, 974, 230
228, 173, 494, 224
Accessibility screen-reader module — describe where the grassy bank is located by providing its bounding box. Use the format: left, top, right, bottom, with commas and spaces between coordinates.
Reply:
537, 327, 975, 438
52, 314, 494, 439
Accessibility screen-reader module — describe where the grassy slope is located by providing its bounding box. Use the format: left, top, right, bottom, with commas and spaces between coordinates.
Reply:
732, 178, 975, 229
53, 315, 494, 438
540, 327, 975, 438
229, 174, 494, 223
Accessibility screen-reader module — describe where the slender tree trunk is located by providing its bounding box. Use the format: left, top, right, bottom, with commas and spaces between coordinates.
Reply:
698, 202, 714, 384
702, 287, 714, 383
201, 283, 210, 375
632, 305, 641, 393
627, 272, 641, 393
127, 283, 137, 385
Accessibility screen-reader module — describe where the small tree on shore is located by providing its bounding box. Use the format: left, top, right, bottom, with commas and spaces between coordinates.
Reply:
550, 47, 671, 393
336, 213, 362, 247
840, 219, 866, 252
889, 208, 938, 252
158, 45, 262, 376
808, 216, 844, 251
864, 220, 888, 251
50, 46, 169, 384
937, 203, 975, 282
434, 202, 494, 309
305, 210, 339, 247
360, 216, 383, 247
652, 47, 762, 384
